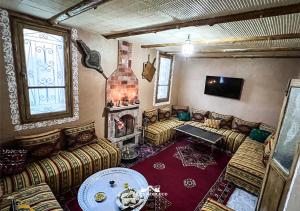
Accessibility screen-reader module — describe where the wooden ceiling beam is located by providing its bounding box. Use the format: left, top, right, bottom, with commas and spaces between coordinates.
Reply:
141, 33, 300, 48
104, 3, 300, 39
167, 47, 300, 54
49, 0, 113, 24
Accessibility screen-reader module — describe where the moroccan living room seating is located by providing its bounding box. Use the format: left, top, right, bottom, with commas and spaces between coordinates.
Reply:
0, 183, 63, 211
0, 122, 121, 210
143, 106, 185, 145
225, 134, 275, 195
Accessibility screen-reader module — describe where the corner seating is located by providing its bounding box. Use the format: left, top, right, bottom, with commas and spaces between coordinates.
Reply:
1, 132, 120, 210
143, 105, 275, 196
143, 106, 188, 145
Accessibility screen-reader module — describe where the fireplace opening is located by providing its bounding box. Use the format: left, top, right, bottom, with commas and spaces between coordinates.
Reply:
115, 114, 135, 138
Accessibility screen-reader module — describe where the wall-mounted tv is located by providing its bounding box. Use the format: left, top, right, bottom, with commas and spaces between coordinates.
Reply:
204, 76, 244, 100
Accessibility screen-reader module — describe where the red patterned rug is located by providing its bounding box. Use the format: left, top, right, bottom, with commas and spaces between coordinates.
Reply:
64, 138, 235, 211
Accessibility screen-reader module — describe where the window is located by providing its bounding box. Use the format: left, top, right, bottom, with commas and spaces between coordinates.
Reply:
155, 53, 173, 104
12, 17, 72, 123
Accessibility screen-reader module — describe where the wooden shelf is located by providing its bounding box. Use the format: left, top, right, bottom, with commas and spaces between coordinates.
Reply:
106, 104, 139, 112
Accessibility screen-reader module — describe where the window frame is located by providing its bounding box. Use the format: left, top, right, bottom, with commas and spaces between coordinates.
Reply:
154, 53, 173, 104
11, 16, 73, 123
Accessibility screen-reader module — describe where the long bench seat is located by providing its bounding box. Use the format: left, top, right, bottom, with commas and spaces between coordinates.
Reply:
1, 138, 120, 196
225, 138, 266, 195
0, 183, 63, 211
185, 121, 247, 153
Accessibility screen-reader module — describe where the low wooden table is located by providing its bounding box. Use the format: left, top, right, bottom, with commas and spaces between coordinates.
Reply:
78, 167, 149, 211
175, 124, 224, 155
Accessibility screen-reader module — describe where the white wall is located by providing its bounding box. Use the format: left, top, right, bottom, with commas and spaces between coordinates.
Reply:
176, 57, 300, 127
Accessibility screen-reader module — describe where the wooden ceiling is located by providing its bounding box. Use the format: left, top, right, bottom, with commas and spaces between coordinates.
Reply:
1, 0, 300, 57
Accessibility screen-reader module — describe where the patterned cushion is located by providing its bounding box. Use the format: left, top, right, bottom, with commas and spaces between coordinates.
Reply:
0, 183, 62, 211
1, 138, 120, 196
143, 109, 158, 125
172, 105, 189, 117
64, 122, 98, 151
145, 119, 184, 145
211, 112, 233, 129
0, 149, 28, 176
259, 123, 276, 134
16, 129, 62, 161
158, 106, 172, 121
191, 108, 209, 122
232, 117, 259, 135
185, 121, 246, 152
203, 118, 221, 129
262, 133, 276, 166
225, 138, 266, 195
200, 198, 233, 211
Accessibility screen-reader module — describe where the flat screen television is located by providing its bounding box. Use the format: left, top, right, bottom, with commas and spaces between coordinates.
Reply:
204, 76, 244, 99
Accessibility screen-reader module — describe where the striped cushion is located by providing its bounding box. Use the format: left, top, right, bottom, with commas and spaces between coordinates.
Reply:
225, 138, 266, 195
1, 138, 120, 196
200, 198, 233, 211
262, 133, 276, 166
185, 121, 246, 153
16, 129, 62, 160
1, 183, 62, 211
145, 119, 184, 145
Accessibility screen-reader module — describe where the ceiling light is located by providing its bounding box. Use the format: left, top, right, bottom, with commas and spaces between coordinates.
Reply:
182, 34, 194, 57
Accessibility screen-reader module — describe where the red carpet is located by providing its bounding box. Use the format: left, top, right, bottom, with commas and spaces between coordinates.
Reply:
65, 138, 234, 211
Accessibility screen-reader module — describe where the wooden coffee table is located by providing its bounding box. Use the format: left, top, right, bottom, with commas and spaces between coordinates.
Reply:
78, 167, 149, 211
175, 124, 224, 155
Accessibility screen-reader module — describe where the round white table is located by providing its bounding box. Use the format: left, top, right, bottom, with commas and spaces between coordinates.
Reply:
78, 167, 149, 211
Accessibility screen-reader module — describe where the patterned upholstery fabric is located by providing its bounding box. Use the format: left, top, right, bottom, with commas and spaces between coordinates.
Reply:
171, 105, 189, 117
16, 129, 62, 161
1, 138, 120, 196
143, 109, 158, 125
64, 122, 98, 150
0, 149, 28, 176
158, 106, 172, 121
203, 118, 221, 129
210, 112, 233, 129
1, 183, 62, 211
232, 117, 260, 135
225, 138, 266, 195
191, 108, 209, 122
185, 121, 247, 153
262, 133, 276, 166
200, 198, 234, 211
259, 123, 276, 134
144, 119, 184, 145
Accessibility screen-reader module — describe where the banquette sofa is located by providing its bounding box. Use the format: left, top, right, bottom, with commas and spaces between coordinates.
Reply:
143, 105, 276, 195
0, 122, 120, 211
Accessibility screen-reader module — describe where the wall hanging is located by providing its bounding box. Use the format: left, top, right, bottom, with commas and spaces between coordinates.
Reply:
76, 40, 107, 79
142, 55, 156, 82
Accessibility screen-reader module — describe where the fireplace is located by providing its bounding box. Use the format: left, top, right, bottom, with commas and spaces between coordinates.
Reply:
115, 114, 134, 138
105, 41, 140, 148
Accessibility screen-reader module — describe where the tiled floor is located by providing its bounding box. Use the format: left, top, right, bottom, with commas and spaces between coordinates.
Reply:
226, 188, 258, 211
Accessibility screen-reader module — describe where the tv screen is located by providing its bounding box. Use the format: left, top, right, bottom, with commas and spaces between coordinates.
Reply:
204, 76, 244, 99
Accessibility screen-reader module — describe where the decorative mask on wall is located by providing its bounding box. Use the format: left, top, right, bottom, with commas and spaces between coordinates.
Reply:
76, 40, 107, 79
